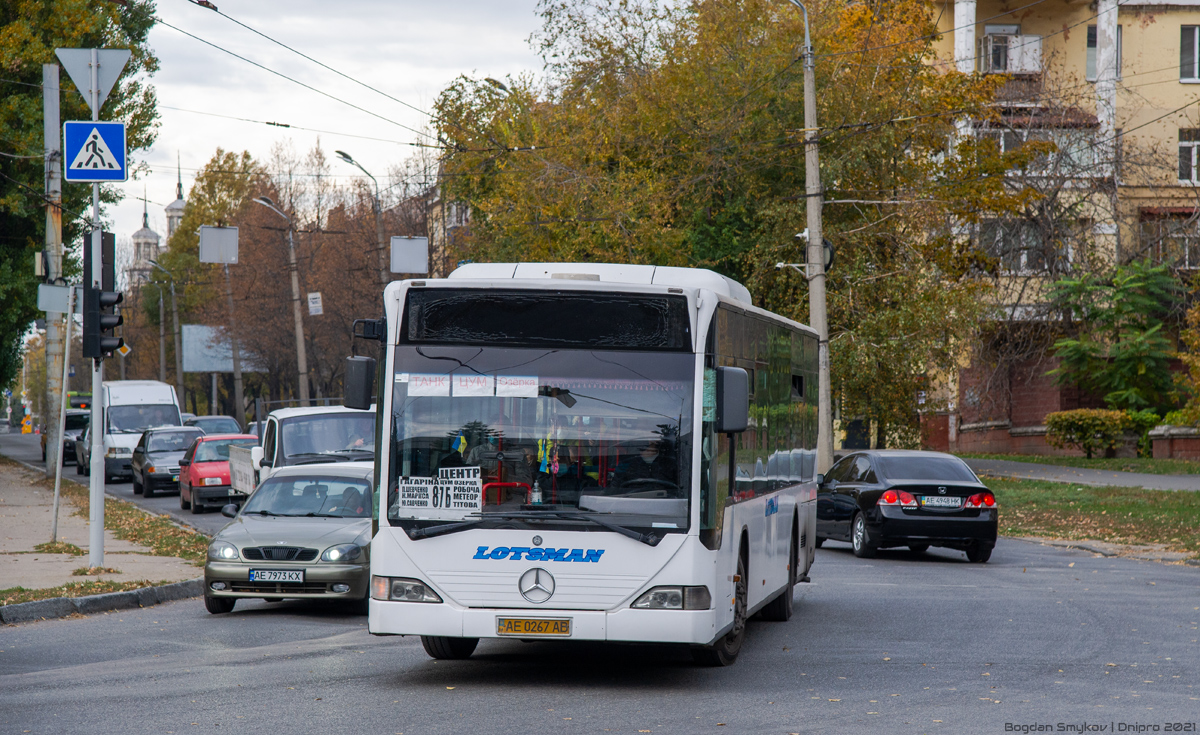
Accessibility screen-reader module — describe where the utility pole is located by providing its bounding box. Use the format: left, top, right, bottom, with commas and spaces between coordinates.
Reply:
86, 49, 105, 569
253, 197, 310, 406
223, 265, 245, 427
158, 285, 166, 382
42, 63, 64, 477
334, 151, 389, 288
785, 0, 833, 474
150, 260, 185, 410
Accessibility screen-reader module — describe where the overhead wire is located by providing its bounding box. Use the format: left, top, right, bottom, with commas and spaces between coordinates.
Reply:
156, 18, 435, 143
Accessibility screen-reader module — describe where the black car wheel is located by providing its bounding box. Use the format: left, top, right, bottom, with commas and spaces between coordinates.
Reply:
908, 543, 930, 554
204, 595, 236, 614
41, 446, 46, 462
76, 458, 85, 475
143, 475, 155, 498
132, 475, 143, 495
966, 543, 991, 564
851, 513, 877, 559
692, 552, 748, 666
180, 488, 190, 510
190, 494, 203, 514
421, 636, 479, 659
813, 536, 825, 548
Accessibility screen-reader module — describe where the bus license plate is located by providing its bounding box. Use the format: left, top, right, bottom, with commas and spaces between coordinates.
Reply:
921, 496, 961, 508
249, 569, 304, 583
496, 618, 571, 637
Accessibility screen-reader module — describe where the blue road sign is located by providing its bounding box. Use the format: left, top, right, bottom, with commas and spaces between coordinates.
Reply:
63, 121, 127, 182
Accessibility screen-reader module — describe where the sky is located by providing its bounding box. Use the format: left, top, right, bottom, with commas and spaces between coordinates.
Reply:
107, 0, 543, 251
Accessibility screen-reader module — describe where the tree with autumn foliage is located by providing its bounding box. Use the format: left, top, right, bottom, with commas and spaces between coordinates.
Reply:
433, 0, 1037, 445
0, 0, 159, 389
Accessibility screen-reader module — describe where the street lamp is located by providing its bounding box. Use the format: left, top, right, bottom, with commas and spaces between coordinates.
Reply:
149, 259, 185, 410
252, 196, 311, 407
781, 0, 833, 474
334, 150, 389, 288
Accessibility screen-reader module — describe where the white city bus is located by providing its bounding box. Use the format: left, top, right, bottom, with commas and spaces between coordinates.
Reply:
351, 262, 819, 666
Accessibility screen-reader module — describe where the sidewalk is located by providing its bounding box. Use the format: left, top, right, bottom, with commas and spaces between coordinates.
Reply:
963, 458, 1200, 491
0, 460, 199, 597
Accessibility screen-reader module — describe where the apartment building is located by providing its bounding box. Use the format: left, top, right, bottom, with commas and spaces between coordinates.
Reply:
925, 1, 1200, 454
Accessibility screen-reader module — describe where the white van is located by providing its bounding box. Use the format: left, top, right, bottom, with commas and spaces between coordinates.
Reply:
229, 406, 375, 496
99, 380, 182, 481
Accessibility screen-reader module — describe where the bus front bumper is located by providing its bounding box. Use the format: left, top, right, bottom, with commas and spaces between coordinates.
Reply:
368, 599, 720, 645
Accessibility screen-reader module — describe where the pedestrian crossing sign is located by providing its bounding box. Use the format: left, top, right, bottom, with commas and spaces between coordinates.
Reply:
63, 121, 127, 182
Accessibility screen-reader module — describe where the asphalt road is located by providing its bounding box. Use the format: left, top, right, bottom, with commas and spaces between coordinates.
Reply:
2, 538, 1196, 733
0, 428, 231, 536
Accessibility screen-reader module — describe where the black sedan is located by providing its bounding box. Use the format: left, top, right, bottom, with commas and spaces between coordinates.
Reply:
816, 450, 998, 563
131, 426, 205, 498
42, 409, 89, 463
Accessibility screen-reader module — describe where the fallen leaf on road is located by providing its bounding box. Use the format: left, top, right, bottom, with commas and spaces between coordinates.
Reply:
446, 687, 455, 690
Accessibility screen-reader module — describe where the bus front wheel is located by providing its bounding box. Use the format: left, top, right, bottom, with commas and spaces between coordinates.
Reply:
692, 553, 748, 667
421, 636, 479, 660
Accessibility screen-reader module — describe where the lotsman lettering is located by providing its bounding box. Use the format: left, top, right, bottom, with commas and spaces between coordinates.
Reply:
583, 549, 605, 563
488, 546, 511, 560
472, 546, 490, 559
507, 547, 531, 561
562, 549, 585, 563
539, 548, 569, 562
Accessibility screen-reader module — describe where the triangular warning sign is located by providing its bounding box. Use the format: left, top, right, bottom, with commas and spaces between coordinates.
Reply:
68, 128, 121, 172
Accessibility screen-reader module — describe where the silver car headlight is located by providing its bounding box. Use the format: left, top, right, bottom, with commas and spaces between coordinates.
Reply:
631, 585, 711, 610
208, 541, 239, 560
105, 446, 132, 457
320, 543, 362, 562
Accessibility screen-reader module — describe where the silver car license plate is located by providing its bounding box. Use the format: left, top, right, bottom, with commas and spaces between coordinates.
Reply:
921, 495, 962, 508
249, 569, 304, 583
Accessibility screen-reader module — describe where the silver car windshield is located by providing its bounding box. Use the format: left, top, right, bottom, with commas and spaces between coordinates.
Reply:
388, 346, 694, 533
242, 475, 373, 518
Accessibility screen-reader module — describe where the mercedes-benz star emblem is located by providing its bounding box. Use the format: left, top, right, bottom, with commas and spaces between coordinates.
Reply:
938, 486, 947, 494
531, 535, 543, 547
518, 568, 555, 604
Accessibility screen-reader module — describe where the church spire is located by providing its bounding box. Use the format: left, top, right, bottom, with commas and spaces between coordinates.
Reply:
176, 153, 183, 200
142, 186, 149, 228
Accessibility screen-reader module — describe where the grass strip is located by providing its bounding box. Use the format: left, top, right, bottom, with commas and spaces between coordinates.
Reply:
958, 452, 1200, 476
987, 477, 1200, 554
33, 541, 84, 555
0, 455, 209, 563
1, 579, 173, 607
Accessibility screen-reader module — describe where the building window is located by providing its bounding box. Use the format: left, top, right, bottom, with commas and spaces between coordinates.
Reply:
1086, 25, 1122, 81
1141, 213, 1200, 269
978, 219, 1070, 275
978, 127, 1098, 174
1183, 26, 1200, 81
1180, 129, 1200, 183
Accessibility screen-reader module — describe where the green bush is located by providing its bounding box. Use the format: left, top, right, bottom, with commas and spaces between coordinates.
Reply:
1161, 409, 1200, 427
1123, 408, 1161, 458
1045, 409, 1127, 459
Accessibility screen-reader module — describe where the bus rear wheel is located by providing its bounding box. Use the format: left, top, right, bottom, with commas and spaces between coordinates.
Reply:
692, 553, 748, 667
421, 636, 479, 660
759, 523, 796, 622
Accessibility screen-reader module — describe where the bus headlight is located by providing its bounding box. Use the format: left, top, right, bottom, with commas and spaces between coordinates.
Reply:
631, 585, 711, 610
371, 575, 442, 603
208, 541, 239, 560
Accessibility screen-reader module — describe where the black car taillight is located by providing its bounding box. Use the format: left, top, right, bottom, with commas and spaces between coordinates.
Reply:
965, 491, 996, 509
878, 489, 918, 508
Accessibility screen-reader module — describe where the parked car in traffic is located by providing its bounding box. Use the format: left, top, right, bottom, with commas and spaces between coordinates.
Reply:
185, 415, 243, 435
179, 434, 259, 514
130, 426, 205, 498
816, 450, 998, 563
203, 463, 374, 615
74, 425, 91, 473
41, 409, 89, 463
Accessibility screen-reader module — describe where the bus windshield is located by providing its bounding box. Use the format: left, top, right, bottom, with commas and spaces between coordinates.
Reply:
388, 346, 695, 534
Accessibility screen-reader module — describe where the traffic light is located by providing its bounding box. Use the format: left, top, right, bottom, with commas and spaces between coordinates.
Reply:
82, 232, 124, 359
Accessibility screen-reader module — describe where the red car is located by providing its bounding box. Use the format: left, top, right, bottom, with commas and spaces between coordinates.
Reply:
179, 434, 260, 515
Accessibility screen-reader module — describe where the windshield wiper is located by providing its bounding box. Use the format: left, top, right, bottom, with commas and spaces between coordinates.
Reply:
249, 509, 286, 517
304, 512, 343, 518
405, 510, 661, 546
540, 511, 662, 546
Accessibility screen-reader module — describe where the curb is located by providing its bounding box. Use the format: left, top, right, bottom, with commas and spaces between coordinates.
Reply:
0, 577, 204, 625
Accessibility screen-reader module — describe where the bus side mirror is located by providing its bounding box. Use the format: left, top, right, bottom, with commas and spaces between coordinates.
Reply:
715, 367, 749, 434
344, 356, 377, 411
815, 473, 824, 487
